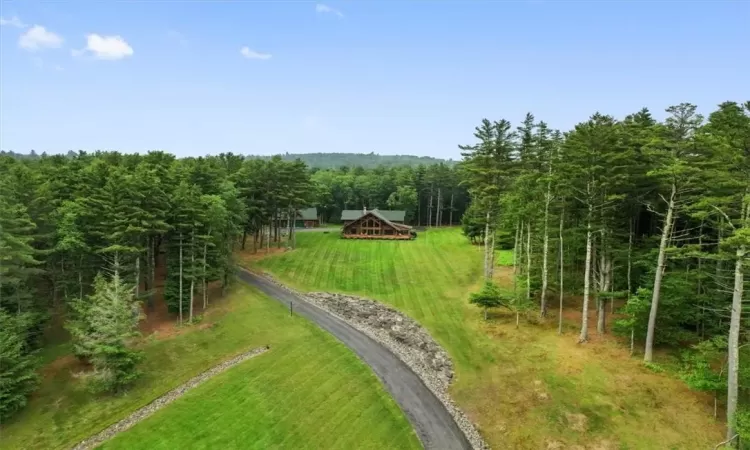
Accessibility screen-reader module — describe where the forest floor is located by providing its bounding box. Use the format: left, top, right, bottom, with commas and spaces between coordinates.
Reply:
249, 228, 724, 450
0, 280, 418, 449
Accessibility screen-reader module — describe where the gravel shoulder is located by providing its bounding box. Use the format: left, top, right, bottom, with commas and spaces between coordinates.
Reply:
238, 268, 483, 450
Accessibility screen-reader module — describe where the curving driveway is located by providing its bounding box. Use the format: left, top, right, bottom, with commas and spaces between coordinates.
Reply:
237, 269, 472, 450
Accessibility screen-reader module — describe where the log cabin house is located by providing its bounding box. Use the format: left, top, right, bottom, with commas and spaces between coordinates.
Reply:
340, 208, 415, 240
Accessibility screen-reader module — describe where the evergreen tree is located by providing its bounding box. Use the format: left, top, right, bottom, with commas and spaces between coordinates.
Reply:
0, 310, 40, 421
66, 272, 143, 393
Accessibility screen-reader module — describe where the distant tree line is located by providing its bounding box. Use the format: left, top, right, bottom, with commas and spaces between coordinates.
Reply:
247, 152, 456, 169
310, 164, 469, 227
459, 101, 750, 446
1, 150, 456, 170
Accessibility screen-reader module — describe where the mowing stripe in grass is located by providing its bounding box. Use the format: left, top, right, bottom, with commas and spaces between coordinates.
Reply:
71, 346, 270, 450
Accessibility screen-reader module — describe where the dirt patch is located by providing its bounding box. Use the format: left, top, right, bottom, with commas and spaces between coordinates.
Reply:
42, 354, 91, 380
564, 412, 589, 433
138, 253, 229, 339
492, 266, 514, 288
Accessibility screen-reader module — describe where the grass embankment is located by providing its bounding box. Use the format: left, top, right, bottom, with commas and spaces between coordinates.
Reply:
0, 286, 419, 450
252, 228, 722, 449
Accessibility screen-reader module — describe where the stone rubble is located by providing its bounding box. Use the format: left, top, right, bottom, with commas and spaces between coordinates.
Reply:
71, 346, 270, 450
262, 272, 489, 450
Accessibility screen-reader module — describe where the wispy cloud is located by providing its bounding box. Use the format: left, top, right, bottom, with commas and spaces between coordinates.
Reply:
0, 15, 26, 28
167, 29, 189, 47
315, 3, 344, 18
240, 46, 271, 60
19, 25, 63, 51
72, 34, 134, 60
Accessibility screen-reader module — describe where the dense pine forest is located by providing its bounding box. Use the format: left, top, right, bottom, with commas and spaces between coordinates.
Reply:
460, 101, 750, 445
0, 151, 465, 421
1, 100, 748, 447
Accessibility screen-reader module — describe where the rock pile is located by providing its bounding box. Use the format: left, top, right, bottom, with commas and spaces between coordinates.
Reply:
262, 272, 489, 450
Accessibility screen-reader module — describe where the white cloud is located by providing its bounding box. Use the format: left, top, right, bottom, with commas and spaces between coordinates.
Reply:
18, 25, 63, 51
315, 3, 344, 18
73, 34, 133, 60
240, 46, 271, 60
0, 15, 26, 28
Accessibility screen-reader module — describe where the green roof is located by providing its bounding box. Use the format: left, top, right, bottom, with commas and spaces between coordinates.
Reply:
298, 207, 318, 221
341, 209, 405, 222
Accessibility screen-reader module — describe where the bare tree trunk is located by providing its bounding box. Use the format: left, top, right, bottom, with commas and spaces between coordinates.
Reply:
596, 244, 604, 334
151, 236, 156, 295
540, 179, 551, 317
644, 183, 676, 362
428, 191, 433, 228
484, 209, 492, 280
189, 231, 195, 323
698, 221, 705, 338
418, 196, 421, 227
518, 221, 525, 294
489, 231, 496, 275
449, 192, 454, 226
513, 221, 520, 276
135, 252, 140, 297
726, 244, 745, 442
627, 219, 633, 299
526, 222, 532, 300
609, 262, 614, 314
436, 188, 441, 226
597, 252, 610, 334
202, 235, 209, 310
579, 204, 593, 343
726, 249, 744, 440
144, 238, 151, 306
628, 219, 634, 347
287, 206, 293, 247
558, 208, 564, 335
179, 232, 183, 325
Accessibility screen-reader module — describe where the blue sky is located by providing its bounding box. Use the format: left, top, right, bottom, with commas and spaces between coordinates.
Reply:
1, 0, 748, 159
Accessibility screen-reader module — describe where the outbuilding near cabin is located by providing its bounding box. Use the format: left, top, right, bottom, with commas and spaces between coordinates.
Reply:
273, 207, 320, 228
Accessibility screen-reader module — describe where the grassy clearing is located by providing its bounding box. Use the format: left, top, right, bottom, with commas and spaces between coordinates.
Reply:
0, 285, 419, 450
252, 228, 722, 449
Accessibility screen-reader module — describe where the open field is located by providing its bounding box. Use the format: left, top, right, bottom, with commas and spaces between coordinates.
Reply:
251, 227, 723, 449
0, 286, 418, 450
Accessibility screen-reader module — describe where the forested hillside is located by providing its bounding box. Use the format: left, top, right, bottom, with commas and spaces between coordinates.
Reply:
460, 101, 750, 445
249, 152, 456, 169
1, 151, 455, 170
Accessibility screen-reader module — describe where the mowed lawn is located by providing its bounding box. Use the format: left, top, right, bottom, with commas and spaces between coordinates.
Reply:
254, 228, 723, 449
0, 285, 419, 450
